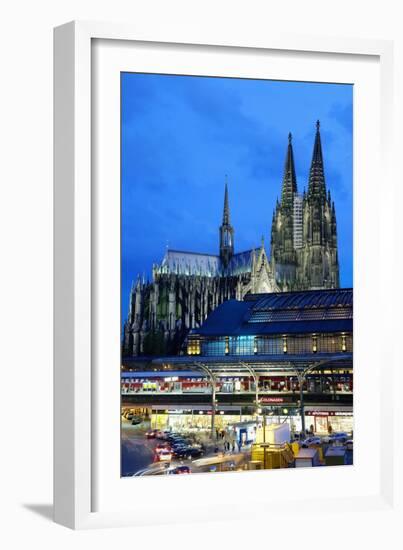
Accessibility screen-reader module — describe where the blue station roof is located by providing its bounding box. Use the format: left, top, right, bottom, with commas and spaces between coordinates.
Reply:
191, 288, 353, 337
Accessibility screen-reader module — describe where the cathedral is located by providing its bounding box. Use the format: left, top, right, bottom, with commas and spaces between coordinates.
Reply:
123, 121, 339, 357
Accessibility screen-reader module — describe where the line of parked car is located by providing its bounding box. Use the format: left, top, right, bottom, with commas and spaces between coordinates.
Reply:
146, 429, 205, 462
294, 432, 353, 450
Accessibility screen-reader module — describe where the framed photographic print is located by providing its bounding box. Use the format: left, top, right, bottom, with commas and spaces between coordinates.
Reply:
54, 21, 399, 531
120, 75, 353, 474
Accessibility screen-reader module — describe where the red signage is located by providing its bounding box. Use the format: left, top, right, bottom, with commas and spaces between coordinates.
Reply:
260, 397, 284, 403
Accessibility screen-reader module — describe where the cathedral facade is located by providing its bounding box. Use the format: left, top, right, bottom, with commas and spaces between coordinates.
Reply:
123, 121, 339, 357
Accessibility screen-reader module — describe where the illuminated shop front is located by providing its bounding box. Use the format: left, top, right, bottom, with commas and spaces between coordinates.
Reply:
149, 403, 353, 438
150, 406, 250, 432
304, 408, 353, 434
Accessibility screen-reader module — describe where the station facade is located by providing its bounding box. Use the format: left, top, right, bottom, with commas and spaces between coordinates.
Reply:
121, 287, 353, 437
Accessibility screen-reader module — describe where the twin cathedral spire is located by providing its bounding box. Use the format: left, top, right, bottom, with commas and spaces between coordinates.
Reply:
220, 121, 339, 290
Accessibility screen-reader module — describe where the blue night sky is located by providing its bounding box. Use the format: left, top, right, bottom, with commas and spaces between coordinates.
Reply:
121, 73, 353, 323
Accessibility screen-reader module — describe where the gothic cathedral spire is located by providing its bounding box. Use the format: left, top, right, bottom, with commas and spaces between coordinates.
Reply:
270, 133, 298, 273
307, 120, 327, 202
301, 120, 340, 289
219, 177, 234, 268
281, 132, 298, 210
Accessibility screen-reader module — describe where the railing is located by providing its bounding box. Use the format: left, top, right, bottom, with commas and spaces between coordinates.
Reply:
121, 387, 353, 396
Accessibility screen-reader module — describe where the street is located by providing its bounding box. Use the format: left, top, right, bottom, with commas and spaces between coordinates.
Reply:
121, 416, 353, 476
121, 423, 158, 476
121, 419, 249, 476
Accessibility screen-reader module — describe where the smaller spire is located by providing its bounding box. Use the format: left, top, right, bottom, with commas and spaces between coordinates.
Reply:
222, 178, 230, 225
280, 131, 298, 209
316, 119, 320, 131
261, 234, 265, 247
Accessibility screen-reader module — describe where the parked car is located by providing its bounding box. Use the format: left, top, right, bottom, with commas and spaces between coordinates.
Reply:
166, 433, 182, 440
169, 437, 188, 447
173, 446, 204, 460
131, 416, 143, 425
323, 432, 349, 444
172, 447, 188, 456
301, 436, 322, 448
173, 438, 194, 447
157, 430, 171, 440
145, 429, 159, 439
169, 465, 191, 475
156, 449, 172, 462
155, 442, 172, 453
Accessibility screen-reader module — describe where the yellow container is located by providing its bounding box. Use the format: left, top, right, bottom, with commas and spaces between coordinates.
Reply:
291, 442, 300, 456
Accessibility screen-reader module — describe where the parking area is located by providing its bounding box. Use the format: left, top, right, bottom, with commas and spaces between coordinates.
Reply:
121, 408, 353, 476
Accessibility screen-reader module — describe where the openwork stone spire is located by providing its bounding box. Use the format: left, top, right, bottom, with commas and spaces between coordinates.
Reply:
280, 132, 298, 210
308, 120, 327, 202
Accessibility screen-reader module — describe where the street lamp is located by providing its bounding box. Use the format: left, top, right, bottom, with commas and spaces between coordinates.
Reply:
296, 370, 306, 435
195, 362, 217, 441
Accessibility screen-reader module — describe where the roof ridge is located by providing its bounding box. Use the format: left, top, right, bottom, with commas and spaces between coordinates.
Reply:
232, 248, 258, 256
247, 287, 352, 298
167, 249, 220, 258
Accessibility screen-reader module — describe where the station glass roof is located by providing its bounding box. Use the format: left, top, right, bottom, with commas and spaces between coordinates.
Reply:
191, 288, 353, 337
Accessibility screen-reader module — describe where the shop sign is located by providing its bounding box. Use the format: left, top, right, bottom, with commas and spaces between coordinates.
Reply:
307, 410, 353, 417
260, 397, 284, 403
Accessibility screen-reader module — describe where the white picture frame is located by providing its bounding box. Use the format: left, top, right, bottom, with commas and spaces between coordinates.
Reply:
54, 21, 400, 530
